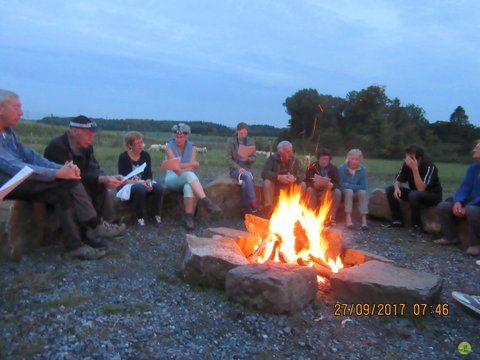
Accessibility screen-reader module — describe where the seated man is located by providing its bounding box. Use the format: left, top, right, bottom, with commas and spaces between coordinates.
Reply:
385, 145, 442, 236
0, 89, 116, 260
44, 115, 125, 234
261, 140, 303, 217
435, 142, 480, 256
304, 148, 341, 224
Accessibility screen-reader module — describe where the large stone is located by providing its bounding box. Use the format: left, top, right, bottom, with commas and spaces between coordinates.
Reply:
198, 175, 263, 219
7, 201, 61, 261
179, 234, 249, 289
202, 227, 261, 257
225, 263, 318, 314
368, 188, 441, 233
330, 260, 443, 308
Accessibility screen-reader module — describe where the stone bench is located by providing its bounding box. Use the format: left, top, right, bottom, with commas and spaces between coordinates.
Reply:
368, 188, 469, 245
1, 175, 265, 261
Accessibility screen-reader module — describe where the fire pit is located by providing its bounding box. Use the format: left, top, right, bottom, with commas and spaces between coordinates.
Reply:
180, 186, 443, 315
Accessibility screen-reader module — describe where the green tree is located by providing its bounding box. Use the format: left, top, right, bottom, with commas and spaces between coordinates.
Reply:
450, 106, 469, 126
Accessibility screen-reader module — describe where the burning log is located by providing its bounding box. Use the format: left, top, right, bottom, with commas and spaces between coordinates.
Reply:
248, 233, 277, 263
311, 261, 333, 279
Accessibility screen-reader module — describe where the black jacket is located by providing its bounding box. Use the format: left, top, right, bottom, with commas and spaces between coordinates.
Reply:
44, 132, 105, 187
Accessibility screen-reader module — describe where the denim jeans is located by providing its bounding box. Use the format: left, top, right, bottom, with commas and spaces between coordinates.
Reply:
230, 169, 256, 211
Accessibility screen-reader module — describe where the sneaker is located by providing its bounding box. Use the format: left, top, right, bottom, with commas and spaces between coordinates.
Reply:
409, 225, 424, 237
184, 214, 195, 230
68, 244, 106, 260
476, 260, 480, 266
452, 291, 480, 316
87, 221, 126, 239
154, 215, 162, 224
250, 201, 258, 214
466, 245, 480, 256
346, 223, 354, 230
361, 224, 369, 231
434, 238, 460, 245
383, 221, 403, 228
83, 237, 107, 249
137, 218, 145, 226
200, 197, 221, 215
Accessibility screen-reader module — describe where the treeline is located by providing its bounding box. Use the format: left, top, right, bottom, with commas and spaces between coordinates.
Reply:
280, 86, 479, 162
37, 117, 283, 137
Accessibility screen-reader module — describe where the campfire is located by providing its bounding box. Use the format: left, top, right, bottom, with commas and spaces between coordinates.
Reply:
243, 185, 344, 283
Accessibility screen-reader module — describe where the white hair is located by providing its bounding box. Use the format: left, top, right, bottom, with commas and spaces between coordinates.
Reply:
0, 89, 18, 106
277, 140, 292, 152
346, 148, 363, 161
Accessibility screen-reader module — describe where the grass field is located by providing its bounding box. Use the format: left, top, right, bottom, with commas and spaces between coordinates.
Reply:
15, 121, 467, 195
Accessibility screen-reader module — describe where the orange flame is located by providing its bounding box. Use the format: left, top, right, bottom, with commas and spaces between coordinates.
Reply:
251, 185, 344, 275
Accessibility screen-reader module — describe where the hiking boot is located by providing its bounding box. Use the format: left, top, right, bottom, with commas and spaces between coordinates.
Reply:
466, 245, 480, 256
87, 220, 126, 239
184, 214, 195, 230
434, 238, 460, 245
68, 244, 106, 260
83, 237, 107, 249
200, 197, 221, 215
452, 291, 480, 316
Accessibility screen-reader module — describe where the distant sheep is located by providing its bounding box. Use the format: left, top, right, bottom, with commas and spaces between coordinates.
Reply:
255, 150, 272, 157
148, 144, 167, 152
195, 146, 208, 154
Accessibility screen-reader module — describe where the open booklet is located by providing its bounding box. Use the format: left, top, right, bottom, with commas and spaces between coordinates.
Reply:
123, 162, 146, 180
238, 145, 255, 159
0, 166, 35, 201
161, 157, 181, 171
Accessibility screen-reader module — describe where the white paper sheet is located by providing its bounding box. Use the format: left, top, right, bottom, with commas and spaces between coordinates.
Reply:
161, 157, 181, 171
0, 166, 34, 201
123, 162, 146, 180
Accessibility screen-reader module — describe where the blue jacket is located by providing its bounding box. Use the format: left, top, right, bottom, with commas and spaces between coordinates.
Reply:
0, 128, 60, 184
454, 163, 480, 206
338, 163, 368, 191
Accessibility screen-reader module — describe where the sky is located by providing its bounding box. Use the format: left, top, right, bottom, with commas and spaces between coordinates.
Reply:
1, 0, 479, 127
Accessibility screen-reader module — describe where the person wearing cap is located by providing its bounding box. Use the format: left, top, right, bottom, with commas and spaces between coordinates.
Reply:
117, 131, 163, 226
164, 123, 221, 230
44, 115, 126, 236
304, 148, 341, 225
226, 122, 258, 215
385, 144, 442, 236
261, 140, 304, 218
434, 141, 480, 256
0, 89, 110, 260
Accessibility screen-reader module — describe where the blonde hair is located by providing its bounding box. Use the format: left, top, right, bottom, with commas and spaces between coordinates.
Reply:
124, 131, 143, 149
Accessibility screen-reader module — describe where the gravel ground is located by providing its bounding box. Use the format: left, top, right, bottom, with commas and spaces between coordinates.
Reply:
0, 215, 479, 360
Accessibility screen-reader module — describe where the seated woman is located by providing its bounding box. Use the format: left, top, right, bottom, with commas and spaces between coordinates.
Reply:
226, 122, 258, 215
165, 123, 221, 230
338, 149, 369, 230
118, 131, 163, 226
